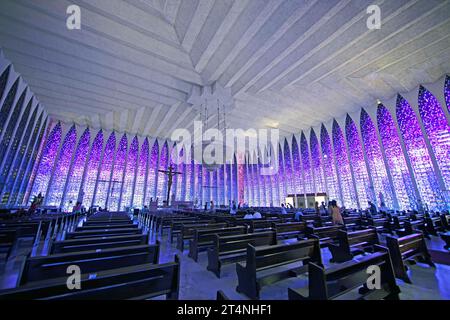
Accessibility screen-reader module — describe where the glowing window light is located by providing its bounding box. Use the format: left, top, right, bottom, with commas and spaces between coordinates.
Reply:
46, 125, 77, 207
203, 166, 210, 204
252, 153, 259, 206
278, 143, 286, 203
13, 115, 45, 205
94, 132, 116, 209
233, 154, 240, 203
263, 147, 273, 207
445, 75, 450, 112
243, 159, 248, 205
377, 104, 416, 209
238, 158, 245, 206
320, 125, 340, 204
29, 122, 62, 198
0, 78, 19, 137
418, 86, 450, 191
197, 163, 203, 204
146, 140, 159, 203
332, 120, 358, 208
212, 169, 218, 205
396, 95, 443, 210
283, 138, 294, 195
187, 147, 194, 201
0, 98, 32, 192
291, 136, 303, 195
1, 105, 38, 204
0, 90, 27, 162
156, 141, 168, 202
218, 163, 224, 205
345, 115, 371, 207
62, 128, 90, 211
81, 130, 103, 208
360, 109, 394, 209
108, 134, 127, 211
133, 138, 148, 208
226, 163, 231, 204
310, 129, 325, 194
300, 132, 314, 194
258, 156, 266, 207
121, 136, 139, 210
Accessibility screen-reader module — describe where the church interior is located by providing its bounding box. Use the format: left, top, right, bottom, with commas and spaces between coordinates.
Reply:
0, 0, 449, 302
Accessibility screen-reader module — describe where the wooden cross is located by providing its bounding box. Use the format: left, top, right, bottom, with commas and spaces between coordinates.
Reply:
159, 164, 182, 206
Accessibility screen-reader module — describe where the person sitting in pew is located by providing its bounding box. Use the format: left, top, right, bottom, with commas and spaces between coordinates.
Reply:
230, 201, 237, 215
331, 200, 343, 225
252, 211, 262, 219
294, 209, 303, 221
243, 210, 254, 219
281, 203, 288, 215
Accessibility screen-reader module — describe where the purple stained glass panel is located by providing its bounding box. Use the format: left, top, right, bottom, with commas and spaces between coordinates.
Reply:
278, 144, 286, 203
345, 115, 371, 207
121, 136, 138, 210
396, 95, 443, 210
320, 125, 340, 204
377, 104, 416, 209
108, 134, 127, 211
445, 75, 450, 112
62, 128, 90, 211
46, 125, 77, 207
30, 122, 62, 198
94, 132, 116, 208
283, 139, 294, 195
82, 130, 103, 208
310, 129, 325, 194
156, 141, 168, 201
300, 132, 313, 194
360, 109, 394, 209
133, 138, 148, 207
418, 87, 450, 191
146, 140, 159, 204
291, 136, 303, 195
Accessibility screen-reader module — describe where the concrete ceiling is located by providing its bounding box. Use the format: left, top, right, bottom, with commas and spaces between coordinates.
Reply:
0, 0, 449, 139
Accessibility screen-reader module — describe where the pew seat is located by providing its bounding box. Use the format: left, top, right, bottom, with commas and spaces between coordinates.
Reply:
329, 228, 380, 263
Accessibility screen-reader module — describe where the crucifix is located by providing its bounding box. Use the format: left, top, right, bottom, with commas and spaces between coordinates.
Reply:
159, 164, 182, 206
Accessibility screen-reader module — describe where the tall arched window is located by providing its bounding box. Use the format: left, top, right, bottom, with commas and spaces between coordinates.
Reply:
121, 136, 139, 210
108, 134, 127, 211
146, 140, 159, 203
133, 138, 148, 207
418, 86, 450, 190
300, 132, 313, 194
377, 104, 416, 209
396, 95, 443, 210
30, 122, 62, 199
345, 115, 371, 207
258, 152, 266, 206
292, 136, 303, 195
252, 152, 259, 206
278, 143, 286, 203
320, 125, 340, 204
46, 125, 77, 207
283, 138, 294, 195
94, 132, 116, 208
332, 120, 358, 208
445, 75, 450, 112
310, 129, 325, 194
81, 130, 103, 208
156, 141, 168, 201
62, 128, 90, 211
360, 109, 394, 209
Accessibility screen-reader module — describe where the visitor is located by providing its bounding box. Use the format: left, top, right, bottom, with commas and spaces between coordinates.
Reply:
294, 209, 303, 221
368, 201, 377, 215
230, 201, 237, 215
331, 200, 343, 225
315, 201, 320, 215
244, 210, 253, 219
253, 211, 262, 219
210, 200, 215, 213
281, 203, 287, 215
320, 201, 327, 214
72, 201, 82, 214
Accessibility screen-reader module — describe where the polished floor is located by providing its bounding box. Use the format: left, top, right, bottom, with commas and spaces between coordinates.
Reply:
1, 217, 449, 300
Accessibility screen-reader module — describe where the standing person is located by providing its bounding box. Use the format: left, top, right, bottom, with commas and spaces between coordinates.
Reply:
320, 201, 327, 214
281, 203, 287, 215
230, 200, 237, 215
314, 201, 320, 215
331, 200, 343, 225
210, 200, 215, 213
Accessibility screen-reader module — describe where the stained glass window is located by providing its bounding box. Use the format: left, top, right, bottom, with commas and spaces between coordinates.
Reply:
270, 144, 280, 206
445, 75, 450, 112
0, 78, 19, 137
283, 138, 294, 195
0, 89, 27, 162
82, 130, 104, 208
291, 136, 303, 195
0, 97, 32, 193
320, 125, 340, 204
377, 104, 416, 210
310, 129, 325, 194
1, 104, 38, 204
345, 115, 371, 208
0, 66, 11, 102
108, 134, 127, 211
62, 128, 90, 211
133, 138, 148, 208
29, 122, 62, 199
146, 140, 159, 204
396, 95, 443, 210
46, 125, 77, 207
300, 132, 314, 195
121, 136, 138, 210
360, 109, 394, 209
418, 86, 450, 191
258, 155, 266, 207
278, 143, 286, 203
156, 141, 168, 202
252, 152, 259, 206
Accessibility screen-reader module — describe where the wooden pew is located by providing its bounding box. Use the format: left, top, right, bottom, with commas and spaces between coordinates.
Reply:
64, 227, 142, 239
305, 225, 343, 248
440, 232, 450, 250
288, 248, 400, 300
76, 223, 138, 231
425, 216, 444, 236
246, 219, 280, 233
0, 230, 16, 261
83, 219, 133, 226
272, 222, 306, 239
398, 220, 429, 239
386, 233, 434, 283
188, 226, 248, 262
177, 222, 227, 251
207, 230, 277, 278
328, 228, 380, 263
440, 214, 450, 230
367, 217, 391, 233
18, 243, 160, 285
236, 238, 322, 299
0, 256, 180, 300
299, 214, 323, 227
343, 216, 362, 231
169, 219, 213, 243
50, 233, 149, 254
